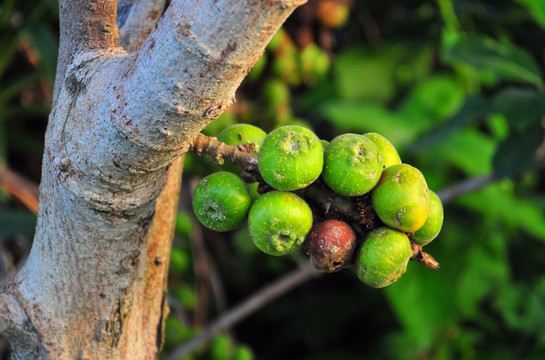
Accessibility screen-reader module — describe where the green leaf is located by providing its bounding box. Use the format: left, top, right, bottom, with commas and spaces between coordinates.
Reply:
457, 182, 545, 241
333, 46, 400, 102
399, 75, 465, 125
517, 0, 545, 27
443, 35, 543, 86
492, 123, 544, 178
493, 88, 545, 132
408, 96, 491, 153
420, 129, 496, 175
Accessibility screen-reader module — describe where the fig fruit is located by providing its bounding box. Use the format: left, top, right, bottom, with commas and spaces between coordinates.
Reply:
356, 227, 413, 288
372, 164, 430, 233
306, 220, 356, 272
192, 172, 251, 232
323, 133, 383, 196
216, 123, 267, 154
410, 190, 443, 246
258, 125, 323, 191
363, 132, 401, 169
248, 191, 313, 256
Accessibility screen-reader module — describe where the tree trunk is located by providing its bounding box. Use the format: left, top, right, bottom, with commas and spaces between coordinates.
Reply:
0, 0, 305, 358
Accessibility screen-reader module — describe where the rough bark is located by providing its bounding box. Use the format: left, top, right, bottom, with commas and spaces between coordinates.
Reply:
0, 0, 305, 358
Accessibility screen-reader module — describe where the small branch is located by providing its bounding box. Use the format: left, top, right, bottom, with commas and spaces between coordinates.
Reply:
190, 134, 260, 183
118, 0, 168, 53
0, 167, 40, 214
437, 156, 545, 205
161, 265, 316, 360
437, 173, 495, 205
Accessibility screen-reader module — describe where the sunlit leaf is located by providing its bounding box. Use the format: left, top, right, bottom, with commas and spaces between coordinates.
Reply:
408, 96, 491, 153
517, 0, 545, 27
443, 35, 542, 85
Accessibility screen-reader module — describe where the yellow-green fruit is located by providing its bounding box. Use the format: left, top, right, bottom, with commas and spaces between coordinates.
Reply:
217, 123, 267, 174
216, 123, 267, 153
323, 133, 383, 196
372, 164, 430, 232
410, 190, 443, 246
248, 191, 313, 256
258, 125, 323, 191
363, 132, 401, 169
356, 227, 413, 288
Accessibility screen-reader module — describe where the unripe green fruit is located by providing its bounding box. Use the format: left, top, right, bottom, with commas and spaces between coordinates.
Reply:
363, 132, 401, 169
216, 123, 267, 154
320, 139, 329, 152
258, 125, 324, 191
410, 190, 443, 246
217, 123, 267, 175
372, 164, 430, 232
192, 172, 252, 232
323, 133, 384, 196
248, 191, 313, 256
356, 227, 413, 288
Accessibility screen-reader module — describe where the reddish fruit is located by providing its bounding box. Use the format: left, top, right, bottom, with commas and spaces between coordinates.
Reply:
306, 220, 357, 272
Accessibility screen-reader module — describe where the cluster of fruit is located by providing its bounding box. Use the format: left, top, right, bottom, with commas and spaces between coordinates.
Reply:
191, 124, 443, 288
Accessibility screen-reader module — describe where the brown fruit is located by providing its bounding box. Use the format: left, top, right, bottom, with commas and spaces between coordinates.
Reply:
306, 220, 357, 272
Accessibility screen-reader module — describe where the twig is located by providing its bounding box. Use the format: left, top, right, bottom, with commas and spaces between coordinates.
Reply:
0, 167, 40, 214
437, 173, 496, 205
161, 265, 316, 360
437, 156, 545, 205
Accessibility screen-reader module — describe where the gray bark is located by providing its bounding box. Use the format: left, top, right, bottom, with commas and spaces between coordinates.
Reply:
0, 0, 305, 358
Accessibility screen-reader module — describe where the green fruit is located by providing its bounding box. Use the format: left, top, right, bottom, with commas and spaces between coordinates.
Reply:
217, 123, 266, 173
216, 123, 267, 154
211, 334, 233, 360
299, 43, 330, 82
192, 172, 251, 232
234, 346, 254, 360
320, 139, 329, 152
372, 164, 430, 232
356, 227, 413, 288
410, 190, 443, 246
322, 133, 384, 196
248, 191, 313, 256
258, 125, 323, 191
363, 132, 401, 169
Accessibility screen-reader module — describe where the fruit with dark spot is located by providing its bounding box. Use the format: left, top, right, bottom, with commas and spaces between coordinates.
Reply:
258, 125, 323, 191
410, 190, 443, 246
323, 133, 383, 196
356, 227, 413, 288
216, 123, 267, 154
306, 220, 356, 272
248, 191, 313, 256
217, 123, 267, 189
363, 132, 401, 169
192, 172, 251, 232
372, 164, 430, 232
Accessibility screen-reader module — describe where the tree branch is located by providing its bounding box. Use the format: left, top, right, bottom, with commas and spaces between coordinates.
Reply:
162, 265, 316, 360
118, 0, 169, 53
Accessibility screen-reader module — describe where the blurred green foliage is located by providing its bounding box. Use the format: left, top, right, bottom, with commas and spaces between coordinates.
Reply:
2, 0, 545, 360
